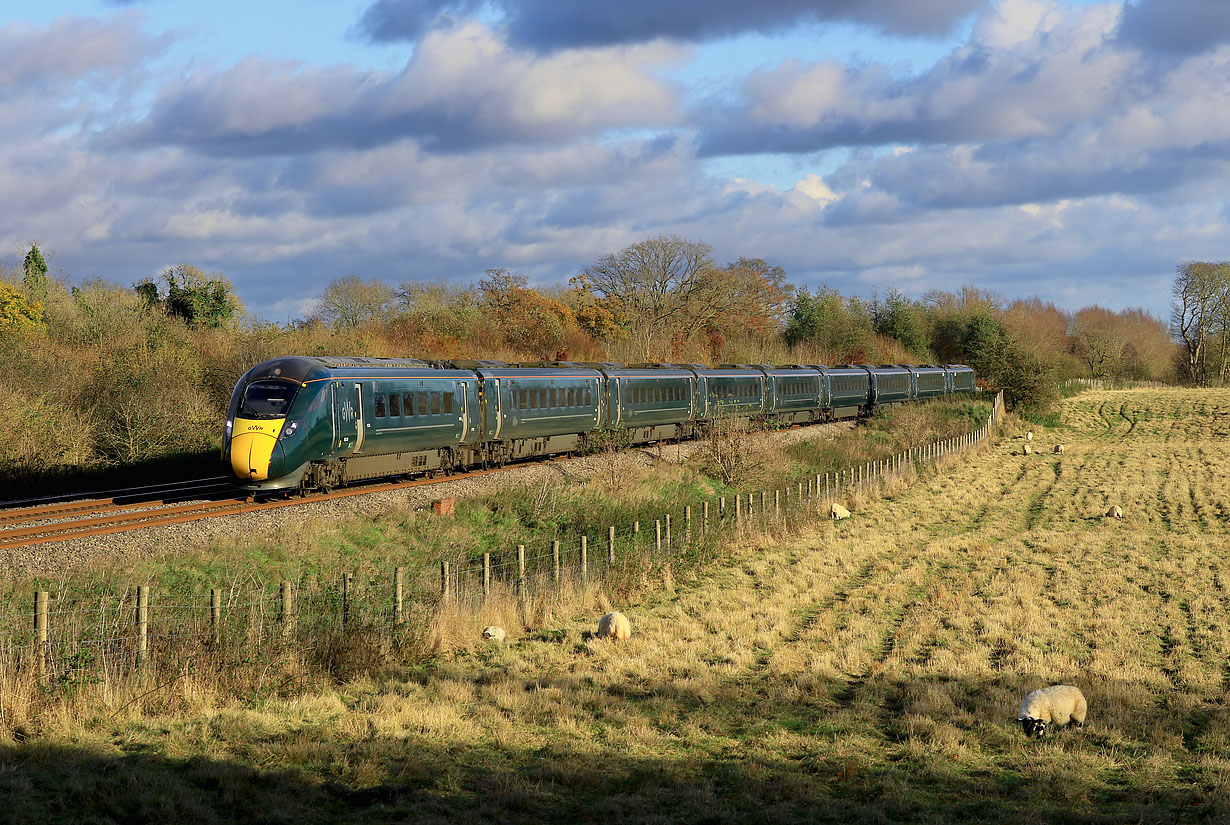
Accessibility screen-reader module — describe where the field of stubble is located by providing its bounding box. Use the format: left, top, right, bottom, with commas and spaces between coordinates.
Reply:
5, 388, 1230, 824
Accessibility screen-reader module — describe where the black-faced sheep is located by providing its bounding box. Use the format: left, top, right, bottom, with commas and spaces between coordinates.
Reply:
1054, 444, 1064, 454
1106, 505, 1123, 519
584, 611, 631, 642
481, 626, 506, 642
1017, 684, 1087, 738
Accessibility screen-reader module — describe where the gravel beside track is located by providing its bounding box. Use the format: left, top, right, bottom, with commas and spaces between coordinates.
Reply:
1, 421, 855, 579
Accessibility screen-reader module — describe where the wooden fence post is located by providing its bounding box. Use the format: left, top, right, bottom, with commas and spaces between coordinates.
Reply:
735, 495, 742, 529
702, 501, 709, 536
517, 546, 526, 597
684, 506, 692, 548
553, 540, 561, 584
580, 537, 588, 585
775, 489, 781, 517
483, 553, 492, 599
656, 520, 662, 554
136, 585, 149, 670
394, 567, 405, 625
279, 581, 293, 637
608, 526, 616, 566
437, 564, 447, 607
665, 515, 672, 549
210, 589, 220, 642
34, 590, 48, 683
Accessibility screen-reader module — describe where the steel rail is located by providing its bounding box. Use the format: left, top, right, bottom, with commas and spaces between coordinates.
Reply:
0, 466, 511, 550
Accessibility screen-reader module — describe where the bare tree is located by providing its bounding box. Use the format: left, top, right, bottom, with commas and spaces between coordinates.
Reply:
1171, 262, 1230, 386
579, 236, 721, 359
314, 275, 395, 329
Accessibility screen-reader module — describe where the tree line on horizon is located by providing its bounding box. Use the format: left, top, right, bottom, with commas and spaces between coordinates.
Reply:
0, 236, 1178, 483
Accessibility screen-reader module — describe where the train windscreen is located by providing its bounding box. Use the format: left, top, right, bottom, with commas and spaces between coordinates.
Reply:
240, 379, 298, 419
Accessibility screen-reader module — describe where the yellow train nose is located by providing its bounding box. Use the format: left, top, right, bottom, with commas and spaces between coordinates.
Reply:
229, 418, 284, 481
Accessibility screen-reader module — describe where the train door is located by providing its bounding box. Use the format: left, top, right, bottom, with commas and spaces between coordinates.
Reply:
334, 382, 361, 451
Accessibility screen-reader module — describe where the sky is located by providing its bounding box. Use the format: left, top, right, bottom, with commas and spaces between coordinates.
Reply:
1, 0, 1227, 323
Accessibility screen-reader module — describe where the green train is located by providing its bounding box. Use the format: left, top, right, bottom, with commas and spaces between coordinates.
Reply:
224, 357, 976, 493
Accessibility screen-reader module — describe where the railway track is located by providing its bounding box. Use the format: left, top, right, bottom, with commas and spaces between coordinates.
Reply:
0, 469, 507, 551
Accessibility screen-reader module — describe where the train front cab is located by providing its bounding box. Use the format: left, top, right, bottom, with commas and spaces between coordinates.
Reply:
225, 356, 337, 490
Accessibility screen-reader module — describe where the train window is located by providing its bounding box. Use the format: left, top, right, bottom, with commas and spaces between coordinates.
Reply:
518, 390, 528, 410
240, 379, 297, 419
404, 393, 415, 416
444, 393, 453, 414
431, 393, 442, 415
585, 386, 592, 406
569, 387, 576, 407
418, 393, 429, 416
374, 393, 387, 418
389, 393, 400, 417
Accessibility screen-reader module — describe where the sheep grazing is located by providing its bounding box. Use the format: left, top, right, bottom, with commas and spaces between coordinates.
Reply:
1017, 685, 1087, 739
594, 611, 631, 642
1054, 444, 1064, 454
1026, 431, 1034, 442
481, 626, 506, 642
1022, 444, 1033, 456
829, 502, 851, 520
1106, 505, 1123, 519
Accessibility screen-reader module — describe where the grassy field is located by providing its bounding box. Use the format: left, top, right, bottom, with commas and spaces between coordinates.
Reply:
5, 388, 1230, 823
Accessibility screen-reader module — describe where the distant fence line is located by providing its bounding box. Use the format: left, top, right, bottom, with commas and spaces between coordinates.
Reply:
7, 392, 1005, 689
1062, 378, 1169, 391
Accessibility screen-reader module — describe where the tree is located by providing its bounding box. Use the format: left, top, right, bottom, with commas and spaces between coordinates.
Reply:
22, 243, 48, 305
1071, 306, 1126, 378
314, 275, 394, 329
579, 236, 729, 359
478, 269, 577, 358
0, 283, 44, 334
872, 290, 931, 359
135, 264, 241, 329
785, 286, 876, 362
1171, 261, 1230, 386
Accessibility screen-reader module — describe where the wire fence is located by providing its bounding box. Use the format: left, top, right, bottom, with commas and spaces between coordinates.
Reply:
5, 393, 1005, 690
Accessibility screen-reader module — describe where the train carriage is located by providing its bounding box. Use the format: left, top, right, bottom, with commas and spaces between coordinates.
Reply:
762, 365, 825, 424
906, 364, 949, 400
865, 364, 913, 406
816, 365, 871, 418
946, 364, 976, 393
696, 365, 766, 420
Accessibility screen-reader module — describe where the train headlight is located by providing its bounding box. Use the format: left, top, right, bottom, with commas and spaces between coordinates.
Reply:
280, 420, 299, 439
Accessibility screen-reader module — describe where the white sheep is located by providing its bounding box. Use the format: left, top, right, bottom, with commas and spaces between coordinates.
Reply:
481, 626, 506, 642
1017, 684, 1087, 739
829, 502, 851, 520
1054, 444, 1064, 454
584, 611, 631, 642
1026, 431, 1034, 442
1022, 444, 1033, 456
1106, 505, 1123, 519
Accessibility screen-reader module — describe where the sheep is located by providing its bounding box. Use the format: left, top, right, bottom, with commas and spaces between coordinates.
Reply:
1054, 444, 1064, 454
1106, 504, 1123, 519
481, 626, 506, 642
583, 611, 631, 642
829, 502, 851, 520
1026, 431, 1034, 442
1022, 444, 1033, 456
1017, 685, 1087, 739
